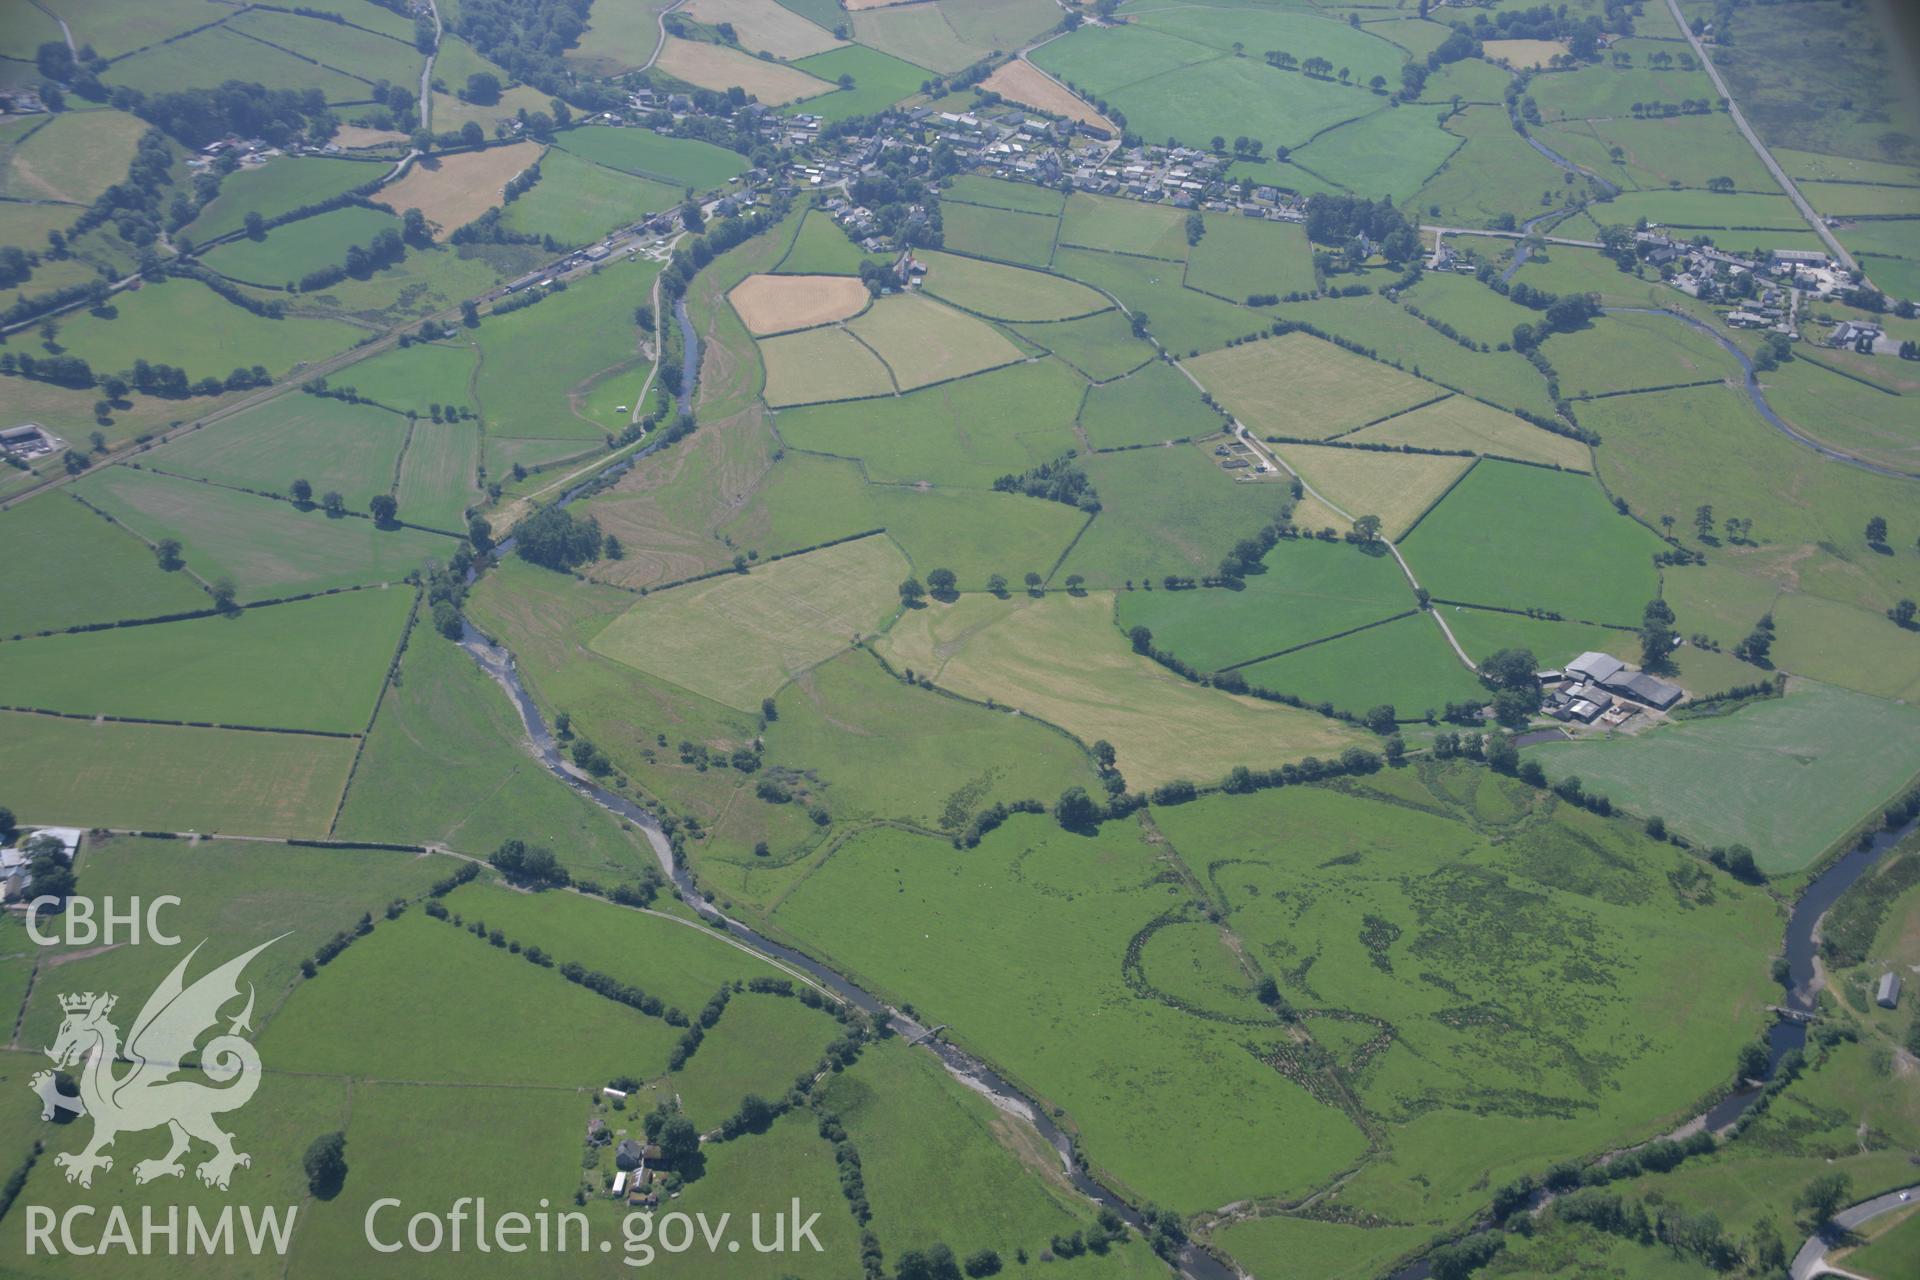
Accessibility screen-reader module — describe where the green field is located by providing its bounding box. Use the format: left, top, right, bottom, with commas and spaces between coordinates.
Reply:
1412, 105, 1577, 231
324, 338, 479, 413
1603, 187, 1807, 232
1544, 309, 1742, 398
939, 199, 1058, 268
1052, 245, 1259, 356
500, 149, 682, 247
143, 394, 410, 508
394, 417, 482, 530
787, 43, 931, 123
203, 203, 400, 287
0, 710, 356, 836
845, 291, 1023, 391
59, 275, 363, 381
227, 6, 425, 86
722, 453, 1086, 589
1061, 442, 1296, 587
759, 322, 897, 405
918, 249, 1108, 320
1289, 105, 1463, 200
336, 633, 665, 881
555, 124, 749, 189
1400, 270, 1550, 348
1060, 191, 1192, 260
943, 173, 1066, 216
73, 465, 451, 600
0, 587, 408, 732
1079, 357, 1222, 449
775, 208, 888, 274
1115, 537, 1412, 670
105, 25, 372, 102
773, 356, 1082, 486
1186, 213, 1316, 301
1236, 611, 1484, 717
1191, 332, 1438, 439
1442, 606, 1638, 671
0, 494, 209, 637
1754, 354, 1917, 474
878, 591, 1364, 788
1841, 1208, 1920, 1280
1398, 459, 1664, 623
0, 107, 146, 206
766, 647, 1099, 831
590, 534, 908, 711
1012, 308, 1154, 381
669, 992, 843, 1127
1531, 679, 1920, 872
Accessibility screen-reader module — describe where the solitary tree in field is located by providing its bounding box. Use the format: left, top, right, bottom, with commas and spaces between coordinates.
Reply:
987, 573, 1008, 597
302, 1132, 348, 1199
1866, 515, 1889, 546
1693, 504, 1715, 541
1889, 599, 1916, 628
1064, 573, 1085, 595
1369, 74, 1387, 93
926, 567, 957, 601
898, 577, 926, 606
369, 494, 398, 526
1351, 514, 1382, 544
1128, 625, 1153, 655
1024, 571, 1043, 595
1794, 1172, 1851, 1231
1053, 786, 1099, 833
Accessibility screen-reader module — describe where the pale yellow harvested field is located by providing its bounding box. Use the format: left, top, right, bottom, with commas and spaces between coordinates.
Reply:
760, 326, 897, 405
655, 36, 834, 104
729, 273, 872, 335
845, 292, 1023, 391
683, 0, 842, 57
1482, 38, 1567, 69
981, 60, 1106, 127
1272, 443, 1472, 540
379, 141, 543, 236
1343, 395, 1592, 470
876, 593, 1366, 788
1187, 333, 1436, 440
331, 124, 411, 149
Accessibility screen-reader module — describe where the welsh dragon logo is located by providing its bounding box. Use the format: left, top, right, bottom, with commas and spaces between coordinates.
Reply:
32, 937, 284, 1190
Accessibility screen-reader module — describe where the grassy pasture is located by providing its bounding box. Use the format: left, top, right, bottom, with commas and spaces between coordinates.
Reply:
0, 710, 355, 835
1079, 357, 1222, 449
669, 993, 843, 1126
939, 199, 1058, 267
1558, 113, 1780, 192
1527, 59, 1717, 124
1213, 1216, 1432, 1280
262, 910, 683, 1084
1189, 332, 1439, 439
1846, 1211, 1920, 1280
1603, 188, 1806, 231
1186, 214, 1316, 301
773, 813, 1372, 1213
846, 291, 1024, 391
0, 494, 208, 637
1026, 21, 1214, 97
0, 107, 144, 206
1061, 442, 1295, 586
59, 275, 363, 380
74, 465, 450, 599
1800, 182, 1920, 217
499, 148, 681, 247
1775, 148, 1920, 185
655, 35, 833, 103
1271, 294, 1560, 417
1577, 383, 1920, 612
1398, 459, 1663, 623
819, 1041, 1163, 1277
1442, 606, 1637, 671
1752, 355, 1917, 475
877, 592, 1365, 787
1399, 270, 1542, 348
567, 0, 676, 75
721, 453, 1087, 589
1060, 191, 1192, 260
1153, 775, 1775, 1227
773, 353, 1082, 485
336, 635, 663, 881
942, 173, 1065, 216
105, 25, 371, 101
1012, 308, 1154, 381
1767, 591, 1920, 705
1135, 5, 1402, 81
1115, 537, 1411, 670
1412, 104, 1575, 231
847, 2, 980, 72
1273, 442, 1472, 540
226, 6, 424, 86
918, 249, 1107, 321
141, 394, 409, 507
556, 124, 748, 189
1051, 246, 1260, 356
589, 534, 907, 711
759, 323, 897, 404
1236, 611, 1484, 716
473, 256, 659, 439
1546, 310, 1741, 398
1343, 395, 1591, 469
17, 833, 456, 1049
0, 587, 408, 732
1290, 105, 1463, 200
394, 417, 481, 530
767, 647, 1099, 830
1531, 680, 1920, 873
787, 43, 931, 122
775, 207, 888, 274
202, 203, 398, 286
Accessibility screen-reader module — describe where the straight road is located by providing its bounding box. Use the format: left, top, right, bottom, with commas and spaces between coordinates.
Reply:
1662, 0, 1858, 275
